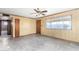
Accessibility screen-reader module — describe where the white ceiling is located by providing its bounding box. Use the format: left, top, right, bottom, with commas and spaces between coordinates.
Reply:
0, 8, 75, 18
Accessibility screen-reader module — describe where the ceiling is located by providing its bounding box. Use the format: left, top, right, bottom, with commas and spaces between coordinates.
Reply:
0, 8, 75, 19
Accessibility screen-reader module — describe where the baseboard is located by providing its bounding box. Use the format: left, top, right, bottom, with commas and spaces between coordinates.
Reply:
41, 34, 79, 44
13, 33, 36, 38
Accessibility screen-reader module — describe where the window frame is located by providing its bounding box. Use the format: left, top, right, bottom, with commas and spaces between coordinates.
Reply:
45, 15, 72, 30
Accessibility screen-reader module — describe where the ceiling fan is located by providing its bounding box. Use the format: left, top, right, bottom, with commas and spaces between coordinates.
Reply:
31, 8, 47, 16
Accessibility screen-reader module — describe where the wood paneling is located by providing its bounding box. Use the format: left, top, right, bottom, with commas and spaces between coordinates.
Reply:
36, 20, 41, 34
15, 18, 20, 37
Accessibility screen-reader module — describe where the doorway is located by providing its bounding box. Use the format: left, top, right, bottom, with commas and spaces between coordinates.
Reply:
36, 20, 41, 34
0, 20, 12, 36
1, 20, 8, 35
0, 15, 12, 37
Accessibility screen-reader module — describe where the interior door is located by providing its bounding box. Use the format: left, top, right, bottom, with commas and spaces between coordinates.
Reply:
36, 20, 41, 34
15, 18, 20, 37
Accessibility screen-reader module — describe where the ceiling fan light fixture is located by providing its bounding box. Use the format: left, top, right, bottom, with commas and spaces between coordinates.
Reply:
31, 8, 47, 17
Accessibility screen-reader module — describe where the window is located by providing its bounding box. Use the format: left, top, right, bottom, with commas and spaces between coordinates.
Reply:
63, 21, 71, 29
46, 16, 72, 30
46, 21, 51, 29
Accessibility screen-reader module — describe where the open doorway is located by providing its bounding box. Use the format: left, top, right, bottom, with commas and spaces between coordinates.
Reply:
1, 20, 11, 36
0, 15, 12, 37
1, 20, 8, 35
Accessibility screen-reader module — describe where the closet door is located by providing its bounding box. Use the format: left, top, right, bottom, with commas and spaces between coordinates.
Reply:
15, 18, 20, 37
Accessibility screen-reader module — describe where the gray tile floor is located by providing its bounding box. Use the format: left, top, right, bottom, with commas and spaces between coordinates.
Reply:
0, 34, 79, 51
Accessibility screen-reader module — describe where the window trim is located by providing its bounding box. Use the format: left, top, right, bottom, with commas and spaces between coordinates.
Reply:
45, 15, 72, 30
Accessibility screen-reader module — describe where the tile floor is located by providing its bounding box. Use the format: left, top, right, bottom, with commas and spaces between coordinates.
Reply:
0, 34, 79, 51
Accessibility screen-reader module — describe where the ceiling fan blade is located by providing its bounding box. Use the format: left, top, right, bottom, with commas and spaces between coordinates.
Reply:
36, 15, 38, 16
42, 14, 45, 16
34, 9, 38, 13
34, 9, 40, 13
37, 8, 40, 10
42, 10, 47, 13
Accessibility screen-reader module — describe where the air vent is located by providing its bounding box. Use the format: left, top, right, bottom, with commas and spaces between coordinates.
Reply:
3, 14, 10, 16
